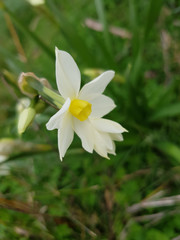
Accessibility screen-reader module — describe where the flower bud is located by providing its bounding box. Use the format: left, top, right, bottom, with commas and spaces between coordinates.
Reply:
18, 72, 51, 98
83, 68, 125, 83
18, 107, 36, 134
27, 0, 45, 6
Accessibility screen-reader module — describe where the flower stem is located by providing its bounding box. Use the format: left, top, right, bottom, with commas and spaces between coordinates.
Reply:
28, 79, 65, 109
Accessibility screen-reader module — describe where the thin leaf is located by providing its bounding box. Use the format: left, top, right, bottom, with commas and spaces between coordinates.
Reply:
45, 0, 96, 66
128, 0, 140, 58
156, 142, 180, 163
144, 0, 163, 40
150, 102, 180, 121
94, 0, 112, 54
3, 6, 54, 59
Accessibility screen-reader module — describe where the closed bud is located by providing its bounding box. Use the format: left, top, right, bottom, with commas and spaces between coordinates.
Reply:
18, 107, 36, 134
83, 68, 104, 79
27, 0, 45, 6
83, 68, 125, 83
18, 72, 51, 98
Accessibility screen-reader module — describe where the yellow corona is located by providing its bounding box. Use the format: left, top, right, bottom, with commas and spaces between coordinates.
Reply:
69, 99, 92, 121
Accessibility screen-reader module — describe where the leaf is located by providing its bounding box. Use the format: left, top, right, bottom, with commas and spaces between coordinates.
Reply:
3, 6, 54, 59
45, 0, 96, 66
156, 142, 180, 163
144, 0, 163, 40
94, 0, 112, 54
128, 0, 140, 58
150, 102, 180, 121
146, 229, 169, 240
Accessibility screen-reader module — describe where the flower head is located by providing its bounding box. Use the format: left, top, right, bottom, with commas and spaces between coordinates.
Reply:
46, 47, 127, 160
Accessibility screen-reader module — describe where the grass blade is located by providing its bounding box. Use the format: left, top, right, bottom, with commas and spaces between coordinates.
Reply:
144, 0, 163, 40
150, 102, 180, 121
156, 142, 180, 164
94, 0, 112, 55
3, 6, 54, 59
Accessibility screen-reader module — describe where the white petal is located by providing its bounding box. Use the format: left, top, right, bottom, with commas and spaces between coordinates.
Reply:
90, 94, 116, 118
93, 130, 109, 158
94, 131, 116, 157
55, 47, 81, 99
107, 140, 116, 155
92, 118, 128, 133
73, 118, 94, 153
79, 70, 115, 99
46, 98, 71, 130
110, 133, 124, 141
100, 132, 114, 152
58, 112, 74, 160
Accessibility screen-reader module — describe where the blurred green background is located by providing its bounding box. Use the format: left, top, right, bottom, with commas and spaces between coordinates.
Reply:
0, 0, 180, 239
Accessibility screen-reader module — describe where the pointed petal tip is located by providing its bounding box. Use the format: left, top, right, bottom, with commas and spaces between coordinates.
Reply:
107, 70, 115, 79
55, 46, 64, 56
59, 150, 64, 161
55, 46, 59, 56
108, 150, 116, 156
113, 103, 117, 109
123, 128, 129, 133
107, 149, 116, 158
110, 101, 116, 109
109, 70, 115, 75
104, 70, 115, 81
99, 152, 109, 159
46, 122, 52, 131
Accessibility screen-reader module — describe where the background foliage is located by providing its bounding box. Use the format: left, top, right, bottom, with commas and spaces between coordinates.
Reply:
0, 0, 180, 239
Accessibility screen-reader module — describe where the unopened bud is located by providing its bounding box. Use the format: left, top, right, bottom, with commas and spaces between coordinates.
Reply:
113, 74, 125, 83
18, 107, 36, 134
83, 68, 125, 83
27, 0, 45, 6
16, 98, 30, 113
83, 68, 103, 79
18, 72, 51, 98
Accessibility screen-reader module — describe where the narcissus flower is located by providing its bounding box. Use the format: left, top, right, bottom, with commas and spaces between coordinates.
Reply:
46, 47, 127, 160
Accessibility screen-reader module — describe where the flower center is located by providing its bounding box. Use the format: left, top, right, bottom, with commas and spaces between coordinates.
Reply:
69, 99, 92, 121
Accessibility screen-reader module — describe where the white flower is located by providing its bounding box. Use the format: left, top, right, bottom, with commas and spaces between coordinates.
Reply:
46, 47, 127, 160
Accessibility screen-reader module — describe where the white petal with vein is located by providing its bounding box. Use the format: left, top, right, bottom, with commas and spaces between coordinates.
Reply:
56, 47, 81, 99
79, 70, 115, 99
58, 112, 74, 160
110, 133, 124, 141
73, 118, 94, 153
90, 94, 116, 118
92, 118, 128, 133
107, 141, 116, 155
46, 98, 71, 130
93, 130, 109, 158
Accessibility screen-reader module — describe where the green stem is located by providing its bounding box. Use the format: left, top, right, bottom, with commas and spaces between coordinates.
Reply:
28, 79, 65, 108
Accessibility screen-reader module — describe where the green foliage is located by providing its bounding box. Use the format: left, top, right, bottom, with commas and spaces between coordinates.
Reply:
0, 0, 180, 239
